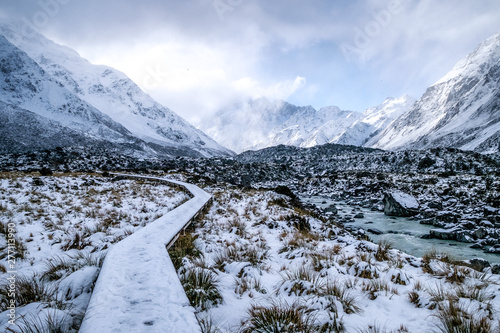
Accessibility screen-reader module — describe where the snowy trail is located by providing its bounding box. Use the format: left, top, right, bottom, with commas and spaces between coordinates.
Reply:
79, 174, 211, 333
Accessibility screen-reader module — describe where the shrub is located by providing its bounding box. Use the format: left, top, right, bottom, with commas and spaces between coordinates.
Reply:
285, 214, 311, 232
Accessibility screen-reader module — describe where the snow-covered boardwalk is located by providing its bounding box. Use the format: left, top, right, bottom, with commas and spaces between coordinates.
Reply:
80, 175, 211, 333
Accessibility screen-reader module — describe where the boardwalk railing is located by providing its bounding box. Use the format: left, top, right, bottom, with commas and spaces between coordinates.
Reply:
79, 174, 211, 333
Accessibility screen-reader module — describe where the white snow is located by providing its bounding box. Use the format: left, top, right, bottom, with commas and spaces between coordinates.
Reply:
79, 175, 211, 333
0, 21, 232, 157
368, 31, 500, 152
0, 174, 191, 333
390, 190, 419, 209
200, 96, 414, 153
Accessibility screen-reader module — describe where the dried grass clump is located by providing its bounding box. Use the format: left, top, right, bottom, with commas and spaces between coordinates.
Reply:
240, 301, 318, 333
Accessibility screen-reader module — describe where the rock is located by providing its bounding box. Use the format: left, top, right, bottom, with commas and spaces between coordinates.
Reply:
459, 220, 476, 230
427, 201, 443, 210
470, 243, 483, 249
472, 227, 488, 239
435, 211, 459, 223
325, 204, 338, 214
468, 258, 491, 272
456, 231, 474, 243
492, 264, 500, 274
486, 245, 500, 254
367, 228, 383, 235
419, 218, 436, 225
484, 205, 498, 216
429, 227, 460, 240
354, 213, 365, 219
480, 220, 494, 228
383, 190, 419, 217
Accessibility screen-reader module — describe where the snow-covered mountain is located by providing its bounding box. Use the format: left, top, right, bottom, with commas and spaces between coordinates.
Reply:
201, 95, 414, 153
336, 94, 416, 146
0, 22, 232, 158
366, 31, 500, 153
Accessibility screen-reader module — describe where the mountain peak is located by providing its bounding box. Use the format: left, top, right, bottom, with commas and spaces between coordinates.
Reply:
367, 30, 500, 153
434, 31, 500, 86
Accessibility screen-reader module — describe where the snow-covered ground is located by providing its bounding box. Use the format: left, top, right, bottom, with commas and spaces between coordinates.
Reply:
1, 172, 499, 332
172, 185, 500, 332
0, 173, 190, 332
80, 174, 211, 333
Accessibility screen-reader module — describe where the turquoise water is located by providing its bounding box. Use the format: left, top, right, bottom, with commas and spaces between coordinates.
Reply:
303, 196, 500, 265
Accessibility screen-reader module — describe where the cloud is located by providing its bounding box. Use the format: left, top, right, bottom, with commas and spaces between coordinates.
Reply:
1, 0, 500, 120
233, 76, 306, 100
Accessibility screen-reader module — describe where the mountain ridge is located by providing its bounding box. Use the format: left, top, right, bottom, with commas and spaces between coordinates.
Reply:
200, 95, 415, 153
0, 22, 233, 158
366, 31, 500, 153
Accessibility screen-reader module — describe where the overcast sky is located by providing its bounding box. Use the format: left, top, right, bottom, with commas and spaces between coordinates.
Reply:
1, 0, 500, 124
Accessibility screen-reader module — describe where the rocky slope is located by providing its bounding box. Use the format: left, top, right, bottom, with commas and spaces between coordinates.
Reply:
367, 31, 500, 153
0, 22, 232, 158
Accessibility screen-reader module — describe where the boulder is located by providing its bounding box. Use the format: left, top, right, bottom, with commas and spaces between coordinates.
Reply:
367, 228, 383, 235
463, 258, 490, 272
429, 227, 460, 240
383, 191, 419, 217
419, 218, 436, 225
435, 211, 460, 223
459, 220, 476, 230
484, 206, 498, 216
427, 201, 443, 210
354, 213, 365, 219
486, 245, 500, 254
456, 230, 474, 243
472, 227, 488, 239
324, 204, 338, 215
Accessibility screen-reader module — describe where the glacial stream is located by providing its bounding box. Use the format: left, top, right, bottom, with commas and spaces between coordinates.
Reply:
303, 196, 500, 265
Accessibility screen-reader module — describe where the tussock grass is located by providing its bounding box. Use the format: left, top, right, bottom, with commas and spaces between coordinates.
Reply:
41, 251, 106, 281
0, 275, 56, 311
6, 308, 71, 333
240, 301, 318, 333
433, 301, 494, 333
321, 280, 361, 314
181, 268, 222, 311
168, 229, 200, 270
235, 276, 266, 297
276, 266, 325, 296
427, 284, 458, 305
212, 242, 269, 271
61, 232, 91, 251
197, 314, 223, 333
362, 279, 399, 300
375, 241, 393, 262
445, 266, 470, 284
357, 323, 409, 333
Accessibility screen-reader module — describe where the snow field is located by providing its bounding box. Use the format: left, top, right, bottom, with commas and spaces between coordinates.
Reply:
172, 185, 500, 332
79, 174, 212, 333
0, 173, 190, 332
